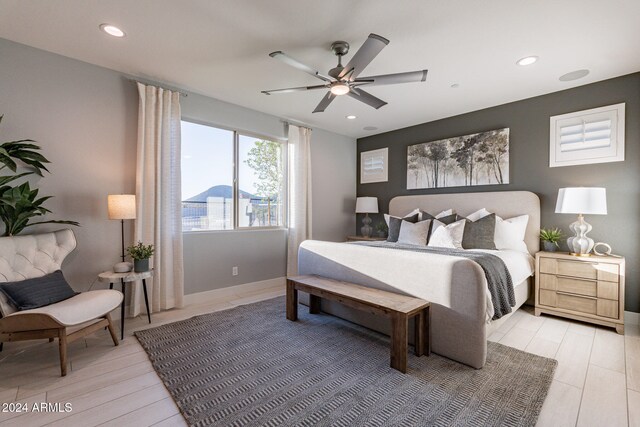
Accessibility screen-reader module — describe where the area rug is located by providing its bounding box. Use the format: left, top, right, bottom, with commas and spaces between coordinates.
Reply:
135, 296, 556, 426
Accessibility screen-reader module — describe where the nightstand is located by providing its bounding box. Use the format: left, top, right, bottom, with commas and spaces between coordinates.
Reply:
534, 252, 625, 334
346, 235, 387, 242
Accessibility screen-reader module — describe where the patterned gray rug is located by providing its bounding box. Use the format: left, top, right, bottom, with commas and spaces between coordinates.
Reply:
135, 296, 556, 427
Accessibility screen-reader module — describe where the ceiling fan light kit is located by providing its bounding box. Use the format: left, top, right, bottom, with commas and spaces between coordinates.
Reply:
263, 33, 428, 113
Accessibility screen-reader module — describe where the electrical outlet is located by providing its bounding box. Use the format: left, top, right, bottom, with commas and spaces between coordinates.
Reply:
232, 266, 238, 276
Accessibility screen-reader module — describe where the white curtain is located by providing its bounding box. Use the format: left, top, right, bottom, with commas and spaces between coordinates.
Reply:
131, 82, 184, 316
287, 124, 312, 276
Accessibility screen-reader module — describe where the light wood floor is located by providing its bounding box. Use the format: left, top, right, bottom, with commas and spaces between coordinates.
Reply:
1, 283, 638, 427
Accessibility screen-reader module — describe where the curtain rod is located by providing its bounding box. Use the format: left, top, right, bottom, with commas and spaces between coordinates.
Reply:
127, 78, 188, 97
280, 119, 312, 131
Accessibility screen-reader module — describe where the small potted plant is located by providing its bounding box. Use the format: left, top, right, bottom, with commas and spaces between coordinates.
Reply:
375, 221, 388, 238
126, 241, 155, 272
540, 228, 563, 252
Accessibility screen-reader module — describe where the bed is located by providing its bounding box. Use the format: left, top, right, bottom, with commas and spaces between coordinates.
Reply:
298, 191, 540, 368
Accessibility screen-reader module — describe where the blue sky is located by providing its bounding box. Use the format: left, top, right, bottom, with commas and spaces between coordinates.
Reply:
181, 121, 269, 200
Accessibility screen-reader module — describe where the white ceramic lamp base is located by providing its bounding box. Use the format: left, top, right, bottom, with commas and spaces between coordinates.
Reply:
567, 214, 594, 256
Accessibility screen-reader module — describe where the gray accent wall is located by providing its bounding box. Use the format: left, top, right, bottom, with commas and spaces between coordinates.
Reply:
357, 73, 640, 312
0, 38, 356, 296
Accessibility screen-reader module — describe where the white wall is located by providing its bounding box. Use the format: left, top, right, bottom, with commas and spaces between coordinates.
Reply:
0, 38, 356, 295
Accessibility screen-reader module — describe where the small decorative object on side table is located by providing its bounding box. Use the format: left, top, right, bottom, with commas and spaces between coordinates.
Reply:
346, 235, 387, 242
98, 269, 154, 340
535, 251, 625, 334
126, 241, 154, 273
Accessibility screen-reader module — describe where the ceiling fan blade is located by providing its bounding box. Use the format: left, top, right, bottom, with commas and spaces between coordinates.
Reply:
354, 70, 428, 86
262, 84, 327, 95
347, 88, 387, 110
269, 51, 332, 82
338, 33, 389, 81
312, 92, 336, 113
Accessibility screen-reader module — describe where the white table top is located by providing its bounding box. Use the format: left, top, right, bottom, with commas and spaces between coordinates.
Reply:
98, 269, 154, 283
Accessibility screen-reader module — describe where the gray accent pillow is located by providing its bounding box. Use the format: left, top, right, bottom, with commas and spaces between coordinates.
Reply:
462, 213, 497, 250
0, 270, 77, 311
435, 213, 458, 225
386, 213, 419, 242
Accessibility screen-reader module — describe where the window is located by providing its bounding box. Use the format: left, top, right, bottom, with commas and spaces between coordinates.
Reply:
549, 103, 625, 167
181, 121, 286, 231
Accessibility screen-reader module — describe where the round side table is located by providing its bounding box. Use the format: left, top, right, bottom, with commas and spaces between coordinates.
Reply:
98, 269, 153, 340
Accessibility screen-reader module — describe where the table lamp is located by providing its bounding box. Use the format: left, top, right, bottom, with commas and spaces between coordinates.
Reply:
555, 187, 607, 256
108, 194, 136, 272
356, 197, 379, 238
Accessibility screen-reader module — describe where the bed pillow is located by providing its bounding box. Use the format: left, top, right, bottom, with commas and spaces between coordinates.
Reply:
404, 208, 435, 222
427, 219, 466, 249
494, 214, 530, 253
397, 219, 432, 246
385, 213, 419, 242
435, 209, 454, 219
461, 213, 497, 249
466, 208, 492, 222
0, 270, 77, 311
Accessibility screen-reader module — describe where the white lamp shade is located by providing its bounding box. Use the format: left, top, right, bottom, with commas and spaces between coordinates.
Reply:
355, 197, 379, 214
108, 194, 136, 220
555, 187, 607, 215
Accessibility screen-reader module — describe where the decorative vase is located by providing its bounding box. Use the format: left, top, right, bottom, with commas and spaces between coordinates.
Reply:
543, 241, 557, 252
134, 258, 149, 273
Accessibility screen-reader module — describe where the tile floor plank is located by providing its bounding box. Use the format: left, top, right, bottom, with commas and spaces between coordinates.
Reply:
536, 380, 582, 427
577, 365, 628, 427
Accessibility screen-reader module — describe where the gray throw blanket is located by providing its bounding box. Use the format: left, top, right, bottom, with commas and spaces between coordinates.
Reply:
349, 241, 515, 320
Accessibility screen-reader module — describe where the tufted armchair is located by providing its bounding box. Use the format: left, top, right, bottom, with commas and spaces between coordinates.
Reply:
0, 229, 123, 376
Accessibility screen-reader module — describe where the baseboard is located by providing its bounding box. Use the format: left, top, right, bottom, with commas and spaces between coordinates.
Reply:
625, 311, 640, 326
183, 277, 286, 307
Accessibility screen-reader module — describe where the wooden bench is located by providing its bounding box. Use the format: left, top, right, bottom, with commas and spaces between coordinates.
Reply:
286, 275, 430, 373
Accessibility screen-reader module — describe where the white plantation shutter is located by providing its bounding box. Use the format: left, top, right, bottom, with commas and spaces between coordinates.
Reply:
550, 103, 625, 167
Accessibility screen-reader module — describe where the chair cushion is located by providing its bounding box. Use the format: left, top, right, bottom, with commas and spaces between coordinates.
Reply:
0, 270, 77, 311
0, 229, 77, 317
4, 290, 123, 326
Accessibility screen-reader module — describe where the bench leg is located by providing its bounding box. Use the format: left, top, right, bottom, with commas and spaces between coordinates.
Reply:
286, 280, 298, 321
309, 294, 321, 314
390, 312, 408, 373
414, 311, 424, 357
425, 306, 431, 356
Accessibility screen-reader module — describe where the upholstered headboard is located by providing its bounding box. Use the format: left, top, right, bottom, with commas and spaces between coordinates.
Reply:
0, 229, 77, 316
389, 191, 540, 255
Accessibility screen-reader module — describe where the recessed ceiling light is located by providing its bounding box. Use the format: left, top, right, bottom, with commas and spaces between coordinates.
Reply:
559, 69, 590, 82
516, 56, 538, 66
346, 115, 357, 120
450, 83, 460, 88
363, 126, 378, 131
99, 24, 125, 38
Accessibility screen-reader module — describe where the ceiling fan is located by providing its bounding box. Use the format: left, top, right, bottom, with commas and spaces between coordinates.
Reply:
262, 33, 428, 113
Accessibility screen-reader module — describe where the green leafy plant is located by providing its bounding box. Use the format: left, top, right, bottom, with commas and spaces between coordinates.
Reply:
0, 115, 79, 236
375, 221, 389, 233
126, 242, 155, 260
540, 227, 563, 247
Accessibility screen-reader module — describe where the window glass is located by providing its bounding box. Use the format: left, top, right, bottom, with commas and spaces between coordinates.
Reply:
238, 134, 285, 227
181, 121, 234, 231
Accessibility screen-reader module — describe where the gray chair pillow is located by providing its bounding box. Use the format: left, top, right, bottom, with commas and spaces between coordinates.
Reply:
0, 270, 77, 311
461, 213, 497, 250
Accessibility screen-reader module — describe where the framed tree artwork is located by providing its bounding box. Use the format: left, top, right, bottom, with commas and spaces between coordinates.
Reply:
407, 128, 509, 189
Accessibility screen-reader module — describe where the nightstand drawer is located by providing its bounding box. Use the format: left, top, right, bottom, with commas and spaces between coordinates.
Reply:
539, 258, 619, 282
540, 274, 597, 297
557, 293, 597, 315
597, 299, 619, 319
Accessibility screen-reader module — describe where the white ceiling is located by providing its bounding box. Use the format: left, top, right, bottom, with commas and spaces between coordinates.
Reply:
1, 0, 639, 138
